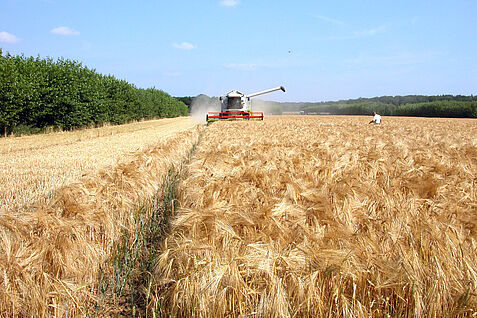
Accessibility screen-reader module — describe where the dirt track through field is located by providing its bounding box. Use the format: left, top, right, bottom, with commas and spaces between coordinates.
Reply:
0, 117, 196, 213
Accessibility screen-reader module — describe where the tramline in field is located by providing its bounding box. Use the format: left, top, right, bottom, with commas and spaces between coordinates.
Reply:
206, 86, 285, 123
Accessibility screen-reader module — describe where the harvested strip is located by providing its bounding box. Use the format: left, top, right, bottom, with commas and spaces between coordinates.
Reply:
0, 117, 196, 213
0, 124, 201, 316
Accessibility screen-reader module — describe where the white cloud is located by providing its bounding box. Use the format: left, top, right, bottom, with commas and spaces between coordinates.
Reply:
354, 25, 386, 37
50, 26, 80, 36
345, 50, 448, 67
219, 0, 239, 7
173, 42, 196, 50
0, 31, 20, 43
311, 14, 345, 25
224, 63, 257, 71
224, 57, 306, 71
323, 25, 386, 40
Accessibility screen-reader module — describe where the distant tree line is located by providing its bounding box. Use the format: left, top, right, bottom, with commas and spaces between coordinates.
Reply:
242, 95, 477, 118
311, 94, 477, 106
298, 100, 476, 118
176, 93, 477, 118
0, 50, 189, 136
174, 96, 193, 111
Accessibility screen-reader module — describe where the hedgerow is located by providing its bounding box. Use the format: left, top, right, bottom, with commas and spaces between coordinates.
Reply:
0, 50, 188, 136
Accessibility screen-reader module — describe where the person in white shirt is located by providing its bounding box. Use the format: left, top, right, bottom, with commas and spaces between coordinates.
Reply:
369, 112, 381, 124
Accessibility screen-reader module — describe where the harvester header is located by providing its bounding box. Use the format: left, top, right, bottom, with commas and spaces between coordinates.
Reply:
206, 86, 286, 123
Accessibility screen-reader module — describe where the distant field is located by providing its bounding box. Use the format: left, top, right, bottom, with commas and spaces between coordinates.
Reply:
0, 117, 196, 213
156, 116, 477, 316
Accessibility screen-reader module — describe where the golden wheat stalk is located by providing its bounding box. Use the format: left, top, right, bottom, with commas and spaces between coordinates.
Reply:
0, 117, 196, 213
0, 123, 201, 316
155, 116, 477, 317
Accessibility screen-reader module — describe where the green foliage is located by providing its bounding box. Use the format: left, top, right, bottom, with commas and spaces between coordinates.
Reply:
174, 96, 193, 111
395, 101, 477, 118
0, 51, 189, 135
299, 97, 476, 118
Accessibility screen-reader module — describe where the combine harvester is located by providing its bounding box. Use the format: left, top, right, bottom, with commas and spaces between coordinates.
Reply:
206, 86, 285, 123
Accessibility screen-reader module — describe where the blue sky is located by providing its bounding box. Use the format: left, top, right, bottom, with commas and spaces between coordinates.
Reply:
1, 0, 476, 102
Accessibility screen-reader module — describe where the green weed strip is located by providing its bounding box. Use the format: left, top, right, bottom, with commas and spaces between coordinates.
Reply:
96, 129, 203, 317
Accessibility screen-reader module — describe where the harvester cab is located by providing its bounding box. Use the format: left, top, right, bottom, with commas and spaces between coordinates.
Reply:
206, 86, 285, 123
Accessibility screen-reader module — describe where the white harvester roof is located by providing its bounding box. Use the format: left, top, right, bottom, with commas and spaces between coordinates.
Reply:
225, 90, 245, 98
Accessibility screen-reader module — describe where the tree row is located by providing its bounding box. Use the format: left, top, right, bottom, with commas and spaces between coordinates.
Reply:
0, 50, 189, 136
301, 100, 476, 117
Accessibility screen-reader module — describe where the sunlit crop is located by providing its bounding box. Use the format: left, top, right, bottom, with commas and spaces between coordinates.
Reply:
0, 118, 200, 316
1, 115, 475, 316
155, 116, 477, 317
0, 117, 196, 213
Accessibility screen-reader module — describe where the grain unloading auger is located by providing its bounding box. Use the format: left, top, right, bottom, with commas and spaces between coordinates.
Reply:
206, 86, 285, 123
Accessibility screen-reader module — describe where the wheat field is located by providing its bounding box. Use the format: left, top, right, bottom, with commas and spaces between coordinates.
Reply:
1, 115, 476, 317
0, 118, 201, 316
0, 117, 196, 213
155, 116, 477, 317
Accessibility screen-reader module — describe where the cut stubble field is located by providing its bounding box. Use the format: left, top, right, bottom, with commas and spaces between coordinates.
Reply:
0, 116, 201, 316
0, 117, 196, 213
0, 115, 476, 317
